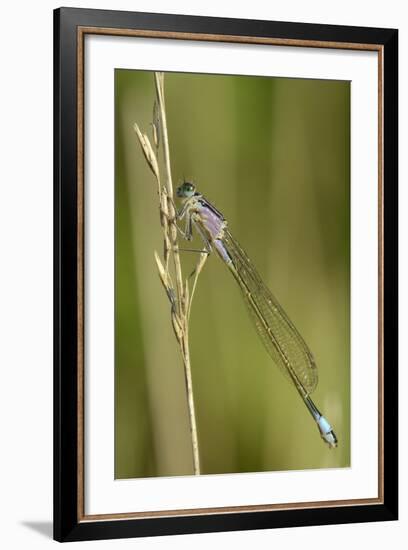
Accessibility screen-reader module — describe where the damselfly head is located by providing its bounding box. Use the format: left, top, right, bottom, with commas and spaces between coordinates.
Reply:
177, 180, 196, 199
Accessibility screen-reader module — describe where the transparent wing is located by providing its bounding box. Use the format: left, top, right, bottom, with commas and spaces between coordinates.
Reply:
221, 229, 318, 395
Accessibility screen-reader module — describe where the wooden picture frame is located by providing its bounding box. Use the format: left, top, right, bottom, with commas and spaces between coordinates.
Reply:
54, 7, 398, 542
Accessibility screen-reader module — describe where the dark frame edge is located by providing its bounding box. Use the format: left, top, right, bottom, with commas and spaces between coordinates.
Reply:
56, 5, 397, 42
61, 503, 396, 542
54, 7, 80, 542
53, 7, 62, 542
382, 28, 398, 521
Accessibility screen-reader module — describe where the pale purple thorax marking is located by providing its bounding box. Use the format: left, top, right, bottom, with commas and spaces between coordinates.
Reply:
196, 198, 231, 263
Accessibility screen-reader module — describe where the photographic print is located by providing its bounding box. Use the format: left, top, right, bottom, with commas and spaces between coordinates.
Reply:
114, 69, 350, 479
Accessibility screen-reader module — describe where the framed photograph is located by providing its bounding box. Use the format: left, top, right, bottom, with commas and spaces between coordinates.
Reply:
54, 7, 398, 542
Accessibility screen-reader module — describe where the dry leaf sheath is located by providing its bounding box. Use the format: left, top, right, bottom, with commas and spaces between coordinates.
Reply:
133, 72, 207, 475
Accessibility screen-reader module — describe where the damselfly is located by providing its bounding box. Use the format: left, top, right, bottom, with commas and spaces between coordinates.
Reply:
176, 180, 338, 449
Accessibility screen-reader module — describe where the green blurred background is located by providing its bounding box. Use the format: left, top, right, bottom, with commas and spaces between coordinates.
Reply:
114, 70, 350, 479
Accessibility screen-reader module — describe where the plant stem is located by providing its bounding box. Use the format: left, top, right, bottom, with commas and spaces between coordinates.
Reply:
154, 72, 201, 475
154, 73, 184, 317
181, 327, 201, 475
